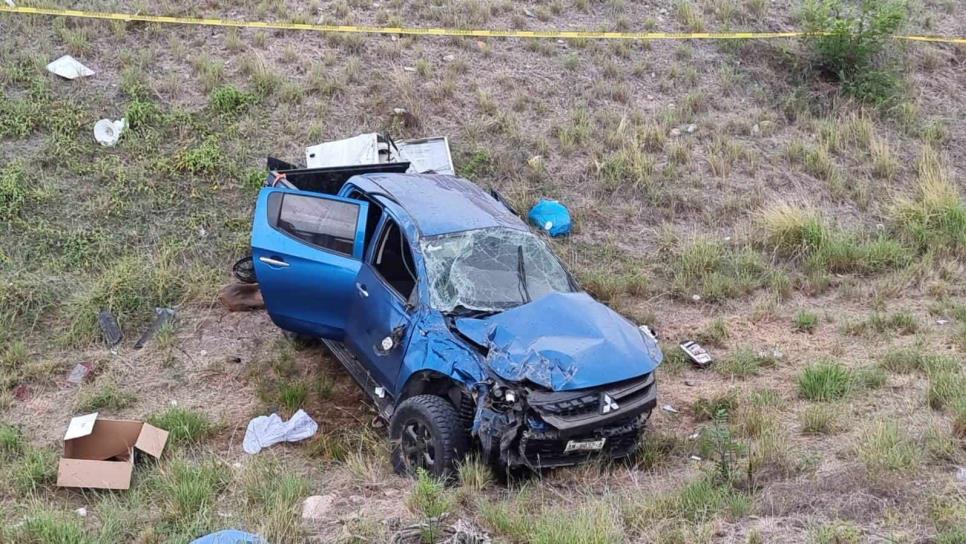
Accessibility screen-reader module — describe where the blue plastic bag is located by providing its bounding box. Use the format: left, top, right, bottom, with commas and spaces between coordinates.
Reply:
528, 199, 571, 237
191, 530, 265, 544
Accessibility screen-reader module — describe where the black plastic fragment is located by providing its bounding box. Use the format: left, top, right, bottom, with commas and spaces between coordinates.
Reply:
98, 310, 123, 347
232, 255, 257, 284
134, 308, 176, 349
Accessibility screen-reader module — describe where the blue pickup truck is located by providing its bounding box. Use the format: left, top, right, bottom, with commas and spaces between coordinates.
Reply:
250, 160, 662, 477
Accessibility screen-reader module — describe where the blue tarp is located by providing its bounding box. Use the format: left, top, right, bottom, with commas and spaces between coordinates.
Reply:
527, 199, 571, 237
191, 530, 265, 544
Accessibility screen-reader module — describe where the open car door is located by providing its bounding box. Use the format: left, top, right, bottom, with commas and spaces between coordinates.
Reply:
251, 187, 369, 340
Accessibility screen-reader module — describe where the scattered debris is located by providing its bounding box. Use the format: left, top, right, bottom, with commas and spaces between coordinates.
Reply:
98, 310, 123, 347
93, 118, 126, 147
937, 319, 949, 325
391, 516, 491, 544
66, 362, 94, 385
390, 107, 420, 129
218, 283, 264, 312
688, 432, 700, 439
46, 55, 94, 80
134, 307, 175, 349
191, 530, 265, 544
689, 455, 702, 461
691, 294, 701, 302
527, 199, 571, 237
443, 54, 455, 62
57, 413, 169, 490
242, 409, 318, 454
232, 255, 257, 284
661, 404, 679, 414
301, 494, 335, 521
680, 340, 713, 368
74, 507, 87, 517
304, 133, 454, 175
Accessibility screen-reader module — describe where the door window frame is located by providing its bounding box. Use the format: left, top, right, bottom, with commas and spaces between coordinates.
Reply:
263, 188, 369, 260
368, 213, 420, 306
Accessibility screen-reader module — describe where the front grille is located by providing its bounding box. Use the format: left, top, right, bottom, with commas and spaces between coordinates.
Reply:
528, 372, 655, 419
537, 392, 599, 417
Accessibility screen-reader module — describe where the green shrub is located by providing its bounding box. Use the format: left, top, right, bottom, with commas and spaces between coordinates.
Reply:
856, 420, 920, 476
717, 348, 778, 378
692, 390, 739, 420
209, 85, 256, 115
0, 422, 24, 457
0, 162, 33, 222
892, 147, 966, 255
798, 360, 852, 401
793, 310, 819, 333
802, 0, 907, 104
147, 407, 215, 446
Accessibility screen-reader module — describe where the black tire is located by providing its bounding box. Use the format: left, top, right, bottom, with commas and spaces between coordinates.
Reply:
390, 395, 469, 479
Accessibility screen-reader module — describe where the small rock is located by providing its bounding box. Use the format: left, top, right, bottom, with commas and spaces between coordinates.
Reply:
302, 494, 335, 520
684, 380, 695, 386
691, 294, 701, 302
670, 128, 682, 137
524, 8, 536, 17
685, 124, 697, 134
443, 54, 455, 62
75, 507, 87, 517
349, 495, 364, 505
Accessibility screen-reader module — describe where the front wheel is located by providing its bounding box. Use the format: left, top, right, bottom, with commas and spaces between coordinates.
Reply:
390, 395, 469, 479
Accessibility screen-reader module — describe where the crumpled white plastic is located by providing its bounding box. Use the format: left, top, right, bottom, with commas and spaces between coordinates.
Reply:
242, 409, 318, 454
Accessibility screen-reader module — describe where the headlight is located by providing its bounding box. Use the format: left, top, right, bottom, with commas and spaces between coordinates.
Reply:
638, 325, 664, 363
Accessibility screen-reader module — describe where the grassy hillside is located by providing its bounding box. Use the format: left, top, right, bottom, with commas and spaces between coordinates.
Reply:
1, 0, 964, 542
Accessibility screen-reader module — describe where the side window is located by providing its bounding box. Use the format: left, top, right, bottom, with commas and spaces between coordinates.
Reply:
373, 219, 417, 301
268, 193, 359, 256
347, 190, 383, 256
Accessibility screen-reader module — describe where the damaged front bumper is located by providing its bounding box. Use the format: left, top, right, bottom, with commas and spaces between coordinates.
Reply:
474, 372, 657, 470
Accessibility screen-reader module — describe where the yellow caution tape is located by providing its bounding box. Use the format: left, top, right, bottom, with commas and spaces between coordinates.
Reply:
1, 5, 963, 44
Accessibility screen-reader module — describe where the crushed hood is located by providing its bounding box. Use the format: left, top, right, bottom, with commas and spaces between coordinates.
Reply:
454, 292, 662, 391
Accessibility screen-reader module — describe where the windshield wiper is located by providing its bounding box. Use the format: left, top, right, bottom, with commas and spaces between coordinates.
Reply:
516, 245, 531, 304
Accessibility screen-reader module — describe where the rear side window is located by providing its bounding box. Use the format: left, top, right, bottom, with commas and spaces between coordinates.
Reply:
268, 193, 359, 256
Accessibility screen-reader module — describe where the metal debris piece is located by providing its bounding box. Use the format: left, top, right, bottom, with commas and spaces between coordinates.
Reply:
66, 362, 93, 384
46, 55, 94, 80
304, 133, 454, 175
390, 516, 491, 544
94, 118, 126, 146
680, 340, 713, 368
98, 310, 123, 347
134, 307, 176, 349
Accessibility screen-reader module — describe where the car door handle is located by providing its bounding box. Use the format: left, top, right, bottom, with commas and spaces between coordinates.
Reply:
258, 256, 289, 268
356, 282, 368, 298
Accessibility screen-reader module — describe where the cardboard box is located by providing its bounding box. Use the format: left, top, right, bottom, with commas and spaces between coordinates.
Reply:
57, 412, 169, 490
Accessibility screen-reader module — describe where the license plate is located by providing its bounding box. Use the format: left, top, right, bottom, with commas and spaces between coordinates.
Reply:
563, 438, 606, 453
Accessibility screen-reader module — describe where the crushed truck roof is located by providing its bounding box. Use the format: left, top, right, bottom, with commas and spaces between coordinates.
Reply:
355, 173, 527, 237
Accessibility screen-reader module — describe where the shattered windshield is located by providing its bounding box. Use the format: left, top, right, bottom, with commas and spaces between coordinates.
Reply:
421, 228, 575, 313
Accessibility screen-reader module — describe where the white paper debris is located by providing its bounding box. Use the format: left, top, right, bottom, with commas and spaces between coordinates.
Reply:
93, 118, 126, 147
243, 409, 318, 454
46, 55, 95, 80
64, 413, 99, 440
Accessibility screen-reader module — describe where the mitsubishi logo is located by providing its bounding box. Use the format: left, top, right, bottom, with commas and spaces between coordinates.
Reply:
601, 393, 619, 414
